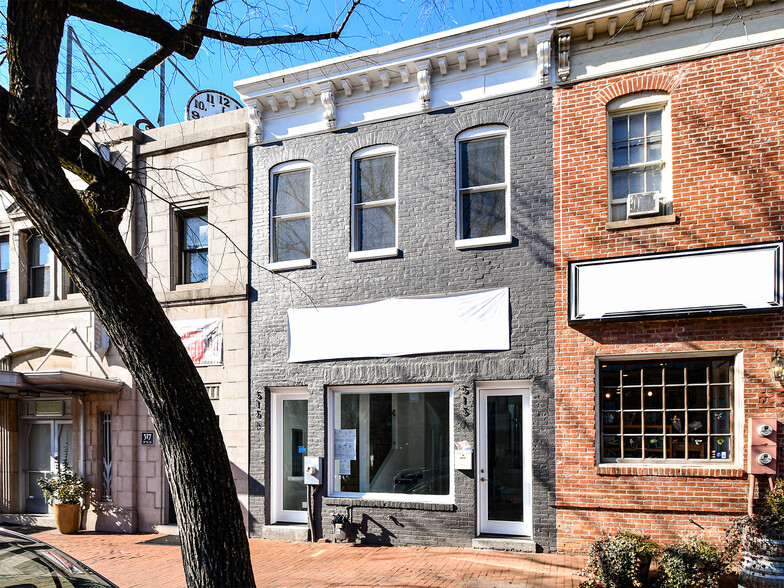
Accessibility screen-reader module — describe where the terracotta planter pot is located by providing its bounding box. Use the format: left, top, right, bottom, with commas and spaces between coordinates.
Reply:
53, 503, 81, 534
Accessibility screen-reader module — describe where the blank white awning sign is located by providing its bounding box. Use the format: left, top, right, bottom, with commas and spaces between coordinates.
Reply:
287, 288, 510, 362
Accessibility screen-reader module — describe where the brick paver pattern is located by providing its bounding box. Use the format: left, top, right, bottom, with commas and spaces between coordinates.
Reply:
32, 530, 587, 587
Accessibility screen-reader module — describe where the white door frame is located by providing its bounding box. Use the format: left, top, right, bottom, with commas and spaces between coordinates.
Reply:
476, 381, 533, 537
20, 419, 72, 514
270, 388, 308, 524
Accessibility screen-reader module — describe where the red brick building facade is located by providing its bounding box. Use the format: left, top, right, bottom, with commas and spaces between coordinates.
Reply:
553, 42, 784, 551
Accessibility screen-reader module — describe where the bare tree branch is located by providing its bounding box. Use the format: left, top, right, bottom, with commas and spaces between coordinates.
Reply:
196, 0, 361, 46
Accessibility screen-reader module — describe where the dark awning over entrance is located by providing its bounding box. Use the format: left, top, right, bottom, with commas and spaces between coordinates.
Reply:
0, 370, 124, 397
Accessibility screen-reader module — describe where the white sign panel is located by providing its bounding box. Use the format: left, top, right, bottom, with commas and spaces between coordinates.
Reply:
172, 318, 223, 366
287, 288, 510, 362
569, 242, 783, 322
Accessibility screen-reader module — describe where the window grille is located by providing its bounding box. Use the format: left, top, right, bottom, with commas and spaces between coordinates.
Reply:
101, 411, 112, 502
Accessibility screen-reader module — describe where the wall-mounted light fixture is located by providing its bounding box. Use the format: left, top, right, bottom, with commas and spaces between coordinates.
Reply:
771, 349, 784, 382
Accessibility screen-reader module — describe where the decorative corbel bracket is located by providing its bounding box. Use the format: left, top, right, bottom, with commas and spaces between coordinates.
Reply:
318, 82, 337, 129
535, 32, 552, 86
557, 29, 571, 82
248, 101, 263, 146
415, 60, 432, 111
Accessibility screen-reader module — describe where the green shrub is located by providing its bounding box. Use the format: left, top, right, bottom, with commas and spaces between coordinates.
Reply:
37, 447, 90, 505
580, 531, 661, 588
656, 537, 726, 588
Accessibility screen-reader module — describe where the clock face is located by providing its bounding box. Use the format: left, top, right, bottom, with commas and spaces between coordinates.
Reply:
186, 90, 243, 120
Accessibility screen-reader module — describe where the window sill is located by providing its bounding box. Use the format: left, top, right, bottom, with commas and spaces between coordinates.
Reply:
596, 464, 745, 478
348, 247, 400, 262
174, 281, 209, 292
323, 496, 455, 511
455, 235, 512, 250
267, 258, 313, 272
606, 214, 677, 230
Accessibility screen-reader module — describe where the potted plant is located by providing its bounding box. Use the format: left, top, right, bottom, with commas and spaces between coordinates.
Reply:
37, 449, 91, 534
727, 479, 784, 587
580, 531, 661, 587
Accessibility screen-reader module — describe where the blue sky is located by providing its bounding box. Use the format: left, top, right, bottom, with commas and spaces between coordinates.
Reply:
1, 0, 547, 128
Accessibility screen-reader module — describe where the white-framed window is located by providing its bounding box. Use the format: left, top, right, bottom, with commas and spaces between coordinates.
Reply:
270, 161, 312, 270
598, 355, 739, 464
607, 93, 671, 222
177, 208, 208, 284
328, 384, 453, 502
350, 145, 398, 260
456, 126, 511, 249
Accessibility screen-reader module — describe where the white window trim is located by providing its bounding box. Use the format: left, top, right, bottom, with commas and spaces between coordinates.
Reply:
593, 351, 744, 470
351, 145, 399, 255
270, 160, 313, 268
327, 383, 454, 504
606, 92, 672, 223
455, 125, 511, 248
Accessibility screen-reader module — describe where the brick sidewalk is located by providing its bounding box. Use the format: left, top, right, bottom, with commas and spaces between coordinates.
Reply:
26, 529, 587, 587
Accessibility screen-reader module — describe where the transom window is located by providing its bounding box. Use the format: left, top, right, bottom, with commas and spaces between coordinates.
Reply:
330, 385, 451, 500
456, 126, 510, 247
599, 357, 734, 462
0, 236, 8, 301
607, 93, 670, 222
178, 209, 208, 284
27, 235, 51, 299
351, 145, 397, 254
271, 162, 311, 264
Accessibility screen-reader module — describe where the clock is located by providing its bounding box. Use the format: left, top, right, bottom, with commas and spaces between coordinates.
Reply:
186, 90, 243, 120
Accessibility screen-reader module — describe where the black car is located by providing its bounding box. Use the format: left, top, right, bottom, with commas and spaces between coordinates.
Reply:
0, 527, 117, 587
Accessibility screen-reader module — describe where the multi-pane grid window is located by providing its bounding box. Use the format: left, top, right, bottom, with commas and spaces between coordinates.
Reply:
457, 127, 509, 242
0, 236, 8, 301
27, 235, 51, 298
599, 357, 734, 462
352, 146, 397, 253
608, 98, 669, 222
179, 209, 208, 284
271, 164, 311, 263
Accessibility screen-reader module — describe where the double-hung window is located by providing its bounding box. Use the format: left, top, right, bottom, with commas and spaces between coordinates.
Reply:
178, 209, 208, 284
456, 126, 511, 248
270, 162, 312, 268
27, 235, 51, 299
0, 236, 8, 301
599, 357, 735, 463
330, 385, 452, 500
351, 145, 397, 259
607, 93, 670, 222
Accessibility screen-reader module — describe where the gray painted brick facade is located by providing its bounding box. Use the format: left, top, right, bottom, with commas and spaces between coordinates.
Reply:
249, 89, 556, 551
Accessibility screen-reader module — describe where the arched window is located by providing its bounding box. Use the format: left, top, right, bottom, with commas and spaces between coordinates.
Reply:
607, 92, 671, 223
350, 145, 398, 259
270, 161, 312, 267
455, 126, 511, 248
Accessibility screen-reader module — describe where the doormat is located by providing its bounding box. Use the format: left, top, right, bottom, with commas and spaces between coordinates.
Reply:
137, 535, 181, 546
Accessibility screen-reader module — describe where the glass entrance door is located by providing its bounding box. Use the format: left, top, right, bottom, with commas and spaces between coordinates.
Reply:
25, 421, 72, 513
478, 383, 532, 536
271, 390, 308, 524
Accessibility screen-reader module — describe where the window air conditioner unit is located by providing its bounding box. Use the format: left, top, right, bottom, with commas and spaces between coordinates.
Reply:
627, 191, 660, 217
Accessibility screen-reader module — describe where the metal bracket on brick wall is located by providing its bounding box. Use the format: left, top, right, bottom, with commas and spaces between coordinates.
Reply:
319, 82, 336, 129
248, 102, 263, 146
535, 32, 552, 86
415, 60, 432, 111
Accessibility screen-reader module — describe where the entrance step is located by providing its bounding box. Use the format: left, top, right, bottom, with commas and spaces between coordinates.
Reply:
262, 524, 309, 542
0, 514, 56, 530
153, 524, 179, 536
472, 536, 537, 553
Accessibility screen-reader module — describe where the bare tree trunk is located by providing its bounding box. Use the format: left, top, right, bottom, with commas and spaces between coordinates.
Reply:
0, 2, 255, 586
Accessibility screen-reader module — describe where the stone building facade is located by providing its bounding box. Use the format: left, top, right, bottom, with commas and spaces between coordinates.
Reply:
0, 109, 250, 532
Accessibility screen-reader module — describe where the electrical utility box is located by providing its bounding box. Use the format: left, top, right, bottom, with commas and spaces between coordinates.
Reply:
748, 417, 778, 475
303, 456, 322, 485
